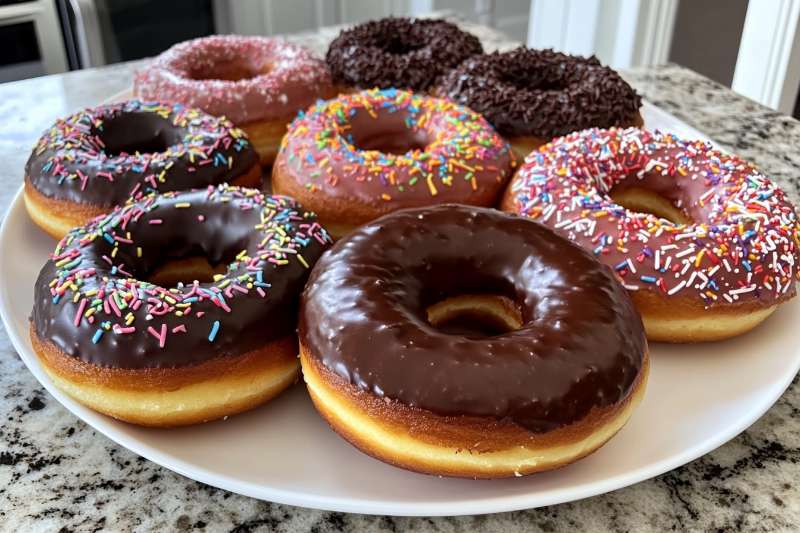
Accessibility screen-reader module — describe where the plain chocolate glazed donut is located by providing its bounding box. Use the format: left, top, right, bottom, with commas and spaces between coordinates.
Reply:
299, 204, 649, 478
325, 17, 483, 92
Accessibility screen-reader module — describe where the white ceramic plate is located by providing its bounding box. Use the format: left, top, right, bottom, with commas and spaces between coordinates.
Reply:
2, 104, 798, 516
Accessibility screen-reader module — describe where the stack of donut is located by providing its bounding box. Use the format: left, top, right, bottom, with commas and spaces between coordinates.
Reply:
22, 16, 799, 480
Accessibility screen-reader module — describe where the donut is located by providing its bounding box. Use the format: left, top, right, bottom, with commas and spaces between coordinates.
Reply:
502, 128, 800, 342
435, 47, 643, 157
134, 35, 336, 165
24, 100, 260, 239
325, 17, 482, 92
272, 88, 515, 237
30, 184, 331, 427
299, 204, 649, 478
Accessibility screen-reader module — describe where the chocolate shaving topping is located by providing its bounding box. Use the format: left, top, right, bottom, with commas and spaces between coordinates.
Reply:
435, 47, 642, 138
326, 17, 483, 91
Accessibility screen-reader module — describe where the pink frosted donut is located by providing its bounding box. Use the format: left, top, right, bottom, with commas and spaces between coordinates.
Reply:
502, 127, 800, 342
134, 36, 337, 164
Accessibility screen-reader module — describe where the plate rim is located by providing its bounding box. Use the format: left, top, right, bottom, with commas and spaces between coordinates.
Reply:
2, 149, 798, 515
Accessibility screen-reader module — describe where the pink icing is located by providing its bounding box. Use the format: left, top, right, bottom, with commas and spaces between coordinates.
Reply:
134, 35, 334, 124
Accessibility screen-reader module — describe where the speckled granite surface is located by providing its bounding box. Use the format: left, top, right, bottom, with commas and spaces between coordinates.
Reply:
1, 19, 799, 533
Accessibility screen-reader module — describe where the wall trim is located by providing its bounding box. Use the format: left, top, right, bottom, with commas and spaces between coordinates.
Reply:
732, 0, 800, 114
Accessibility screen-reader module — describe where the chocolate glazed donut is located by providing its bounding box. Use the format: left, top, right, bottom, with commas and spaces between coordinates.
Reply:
24, 100, 260, 239
299, 205, 649, 478
434, 47, 643, 157
31, 185, 331, 426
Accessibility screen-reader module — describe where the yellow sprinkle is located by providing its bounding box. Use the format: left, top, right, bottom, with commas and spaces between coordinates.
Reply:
297, 255, 309, 268
694, 249, 705, 267
426, 174, 438, 196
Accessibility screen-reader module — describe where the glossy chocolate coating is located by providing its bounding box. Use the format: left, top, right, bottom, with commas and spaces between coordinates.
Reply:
300, 205, 647, 432
435, 47, 641, 138
32, 186, 330, 369
25, 100, 257, 209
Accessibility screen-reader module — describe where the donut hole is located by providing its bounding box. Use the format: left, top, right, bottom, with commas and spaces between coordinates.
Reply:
348, 110, 430, 155
376, 36, 426, 56
99, 112, 183, 156
426, 294, 523, 339
145, 256, 229, 287
186, 59, 273, 82
610, 186, 693, 224
500, 69, 567, 92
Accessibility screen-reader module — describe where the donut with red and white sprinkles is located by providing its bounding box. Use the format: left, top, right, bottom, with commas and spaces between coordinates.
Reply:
502, 127, 800, 342
134, 35, 337, 164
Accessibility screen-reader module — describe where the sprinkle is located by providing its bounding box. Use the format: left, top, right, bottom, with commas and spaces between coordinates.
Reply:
208, 320, 220, 342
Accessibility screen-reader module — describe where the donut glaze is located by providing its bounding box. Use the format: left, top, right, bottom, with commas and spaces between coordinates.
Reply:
503, 128, 800, 310
300, 205, 646, 432
325, 17, 482, 92
134, 36, 334, 125
272, 88, 515, 234
32, 185, 331, 369
435, 47, 642, 139
25, 100, 258, 211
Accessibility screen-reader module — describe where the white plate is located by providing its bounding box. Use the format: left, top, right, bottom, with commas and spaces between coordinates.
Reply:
2, 105, 798, 516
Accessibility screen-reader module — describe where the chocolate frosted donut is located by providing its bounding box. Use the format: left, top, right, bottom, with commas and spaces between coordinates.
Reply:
435, 47, 643, 156
24, 100, 260, 239
299, 204, 648, 477
31, 184, 331, 426
326, 17, 482, 92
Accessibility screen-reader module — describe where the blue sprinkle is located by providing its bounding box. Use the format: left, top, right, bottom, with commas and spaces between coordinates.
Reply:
92, 329, 104, 344
640, 275, 657, 283
208, 320, 220, 342
103, 233, 115, 244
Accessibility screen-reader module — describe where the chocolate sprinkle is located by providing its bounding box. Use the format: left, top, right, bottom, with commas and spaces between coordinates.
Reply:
326, 17, 482, 92
435, 47, 642, 138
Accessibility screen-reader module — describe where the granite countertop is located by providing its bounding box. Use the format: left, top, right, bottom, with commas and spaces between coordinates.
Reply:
1, 19, 799, 533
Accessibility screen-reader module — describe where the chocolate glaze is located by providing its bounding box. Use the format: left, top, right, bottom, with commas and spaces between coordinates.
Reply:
25, 100, 257, 209
435, 47, 642, 138
299, 205, 647, 432
326, 17, 483, 91
32, 185, 331, 369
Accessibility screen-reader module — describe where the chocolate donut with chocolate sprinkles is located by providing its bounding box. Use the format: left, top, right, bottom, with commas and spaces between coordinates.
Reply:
325, 17, 482, 92
435, 47, 644, 157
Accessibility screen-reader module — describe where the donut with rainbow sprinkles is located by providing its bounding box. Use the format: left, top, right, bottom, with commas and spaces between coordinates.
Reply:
273, 87, 515, 238
502, 127, 800, 342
